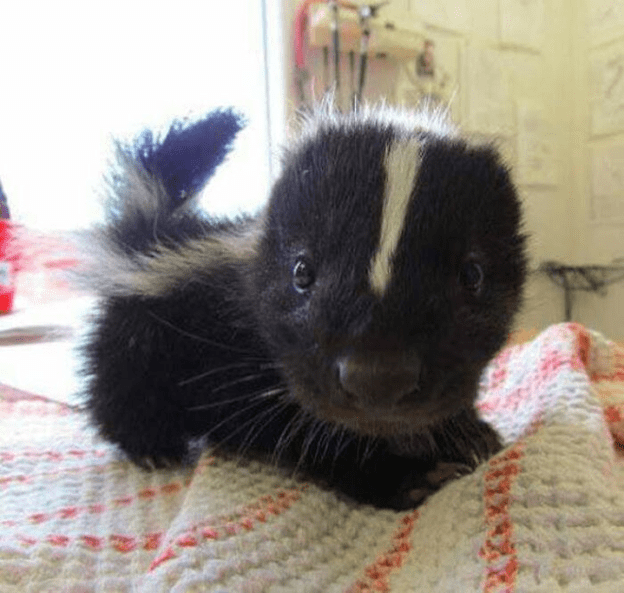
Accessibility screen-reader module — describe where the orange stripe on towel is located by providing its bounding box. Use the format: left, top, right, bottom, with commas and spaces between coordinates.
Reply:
2, 464, 213, 530
0, 448, 109, 464
480, 442, 524, 593
148, 486, 305, 572
10, 530, 164, 553
346, 508, 420, 593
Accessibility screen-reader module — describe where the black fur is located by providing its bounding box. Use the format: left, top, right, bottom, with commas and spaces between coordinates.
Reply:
81, 106, 527, 510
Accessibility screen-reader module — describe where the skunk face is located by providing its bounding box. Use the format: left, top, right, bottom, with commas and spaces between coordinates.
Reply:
253, 112, 526, 437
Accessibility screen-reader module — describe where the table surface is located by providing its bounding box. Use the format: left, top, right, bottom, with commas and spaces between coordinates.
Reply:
0, 295, 95, 405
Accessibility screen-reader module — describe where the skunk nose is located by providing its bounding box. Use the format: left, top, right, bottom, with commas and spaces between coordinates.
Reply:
336, 351, 421, 406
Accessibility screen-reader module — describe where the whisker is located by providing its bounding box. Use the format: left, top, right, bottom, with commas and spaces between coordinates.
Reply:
333, 426, 354, 463
199, 395, 277, 442
233, 395, 291, 459
355, 435, 376, 467
311, 422, 335, 466
146, 309, 262, 356
187, 391, 264, 412
210, 397, 290, 456
211, 371, 277, 394
295, 419, 325, 473
188, 385, 284, 412
179, 361, 275, 387
361, 435, 379, 464
320, 423, 341, 465
272, 408, 310, 465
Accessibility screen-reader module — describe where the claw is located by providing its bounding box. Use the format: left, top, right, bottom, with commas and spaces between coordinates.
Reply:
425, 461, 472, 487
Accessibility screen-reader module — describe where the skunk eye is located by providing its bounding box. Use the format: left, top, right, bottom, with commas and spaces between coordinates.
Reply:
293, 258, 315, 292
459, 261, 484, 293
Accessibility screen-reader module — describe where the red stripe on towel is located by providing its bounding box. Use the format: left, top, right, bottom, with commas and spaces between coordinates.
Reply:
0, 448, 108, 463
3, 468, 204, 530
148, 486, 305, 572
13, 530, 165, 553
346, 509, 420, 593
480, 442, 524, 593
0, 460, 114, 488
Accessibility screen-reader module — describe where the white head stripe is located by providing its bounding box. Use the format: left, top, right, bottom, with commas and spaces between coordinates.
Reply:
369, 139, 422, 296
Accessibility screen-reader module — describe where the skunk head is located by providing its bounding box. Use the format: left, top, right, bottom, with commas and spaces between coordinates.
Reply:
253, 105, 527, 437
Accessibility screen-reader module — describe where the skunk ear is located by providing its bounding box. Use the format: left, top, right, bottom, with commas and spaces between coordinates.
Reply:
133, 108, 246, 205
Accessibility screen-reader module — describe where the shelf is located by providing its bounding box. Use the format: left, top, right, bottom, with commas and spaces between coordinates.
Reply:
308, 4, 424, 59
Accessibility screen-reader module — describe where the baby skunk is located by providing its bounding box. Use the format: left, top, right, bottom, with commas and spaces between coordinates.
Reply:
79, 105, 527, 510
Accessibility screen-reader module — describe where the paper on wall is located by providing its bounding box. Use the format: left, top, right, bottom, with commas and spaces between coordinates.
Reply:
465, 44, 514, 135
516, 101, 557, 186
588, 0, 624, 43
500, 0, 545, 51
590, 41, 624, 136
591, 143, 624, 221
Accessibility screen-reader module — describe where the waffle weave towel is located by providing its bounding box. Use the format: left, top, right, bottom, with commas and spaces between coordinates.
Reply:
1, 322, 623, 592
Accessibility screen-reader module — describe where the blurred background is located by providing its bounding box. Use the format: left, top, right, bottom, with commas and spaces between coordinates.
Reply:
0, 0, 623, 344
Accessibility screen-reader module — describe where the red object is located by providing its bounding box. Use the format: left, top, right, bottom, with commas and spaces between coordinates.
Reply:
294, 0, 312, 70
294, 0, 360, 69
0, 219, 15, 313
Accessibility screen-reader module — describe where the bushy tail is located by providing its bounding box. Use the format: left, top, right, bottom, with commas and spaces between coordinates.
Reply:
105, 109, 245, 254
134, 110, 244, 204
73, 109, 246, 296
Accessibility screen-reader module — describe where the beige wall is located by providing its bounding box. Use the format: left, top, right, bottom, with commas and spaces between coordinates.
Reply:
281, 0, 624, 339
568, 1, 624, 339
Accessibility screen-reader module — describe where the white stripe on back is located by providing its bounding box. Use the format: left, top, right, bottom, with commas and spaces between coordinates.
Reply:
369, 139, 422, 296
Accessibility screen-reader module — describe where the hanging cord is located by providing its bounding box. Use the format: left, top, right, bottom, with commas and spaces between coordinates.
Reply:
328, 0, 340, 96
293, 0, 359, 108
354, 3, 388, 106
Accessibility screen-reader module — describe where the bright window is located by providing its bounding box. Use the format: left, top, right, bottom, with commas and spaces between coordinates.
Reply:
0, 0, 283, 230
